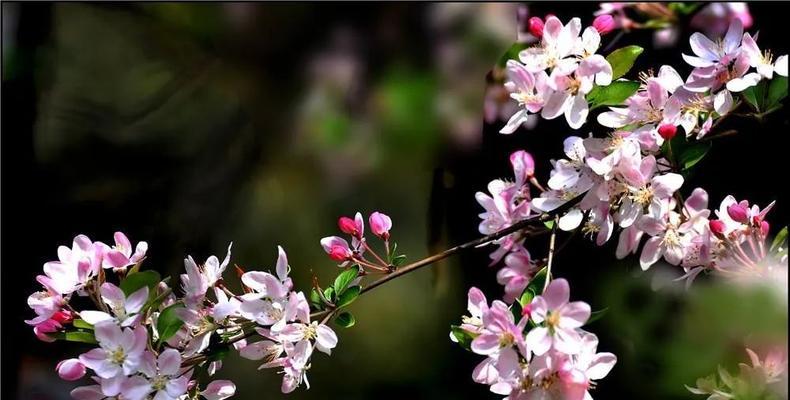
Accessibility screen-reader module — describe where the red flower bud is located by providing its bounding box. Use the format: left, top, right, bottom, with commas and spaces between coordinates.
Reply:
727, 204, 750, 224
528, 17, 545, 38
658, 124, 677, 140
51, 310, 73, 324
328, 245, 351, 262
761, 220, 770, 236
592, 14, 616, 35
709, 219, 726, 236
338, 217, 359, 237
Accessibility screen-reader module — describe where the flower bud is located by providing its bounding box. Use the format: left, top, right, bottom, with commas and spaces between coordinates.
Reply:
528, 17, 545, 38
727, 203, 750, 224
51, 310, 74, 324
33, 319, 61, 343
658, 124, 677, 140
56, 359, 86, 381
338, 217, 359, 237
761, 220, 770, 237
203, 380, 237, 400
369, 212, 392, 240
593, 14, 616, 34
510, 150, 535, 184
709, 219, 726, 236
328, 245, 352, 262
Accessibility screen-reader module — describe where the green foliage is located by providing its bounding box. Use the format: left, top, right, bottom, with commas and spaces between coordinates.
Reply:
120, 270, 161, 297
72, 319, 94, 330
450, 325, 476, 352
606, 46, 644, 80
53, 330, 97, 344
771, 227, 788, 252
587, 308, 608, 324
741, 77, 786, 114
517, 267, 548, 309
668, 2, 701, 15
766, 76, 788, 111
336, 286, 360, 308
157, 303, 185, 343
333, 266, 360, 296
497, 42, 530, 68
335, 312, 356, 328
587, 81, 640, 110
663, 132, 712, 172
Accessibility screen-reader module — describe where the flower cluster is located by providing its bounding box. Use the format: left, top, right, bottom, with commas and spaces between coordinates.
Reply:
500, 15, 614, 133
320, 211, 401, 272
688, 347, 788, 399
26, 231, 341, 398
452, 279, 616, 400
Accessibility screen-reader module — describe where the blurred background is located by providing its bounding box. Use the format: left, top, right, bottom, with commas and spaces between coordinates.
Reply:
2, 3, 787, 399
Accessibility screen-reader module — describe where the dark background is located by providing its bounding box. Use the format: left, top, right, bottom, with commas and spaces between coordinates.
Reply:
3, 3, 787, 399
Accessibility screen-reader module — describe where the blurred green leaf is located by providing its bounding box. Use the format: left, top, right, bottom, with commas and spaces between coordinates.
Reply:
668, 2, 701, 15
310, 288, 324, 308
157, 303, 185, 343
336, 286, 360, 308
606, 46, 644, 80
587, 308, 609, 324
766, 76, 788, 109
120, 270, 161, 297
587, 80, 640, 110
497, 42, 530, 68
391, 254, 407, 267
680, 142, 711, 170
333, 266, 360, 296
450, 325, 475, 352
72, 319, 93, 330
323, 287, 336, 304
771, 227, 788, 252
335, 312, 356, 328
53, 330, 97, 344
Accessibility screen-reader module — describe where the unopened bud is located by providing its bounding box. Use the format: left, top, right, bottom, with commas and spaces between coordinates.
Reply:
56, 359, 86, 381
338, 217, 359, 237
709, 219, 726, 236
727, 203, 749, 224
658, 124, 677, 140
528, 17, 545, 38
593, 14, 616, 34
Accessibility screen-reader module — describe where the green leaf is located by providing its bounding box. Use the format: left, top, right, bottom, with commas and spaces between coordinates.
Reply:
207, 345, 231, 362
53, 330, 97, 344
543, 220, 555, 230
450, 325, 476, 352
679, 142, 712, 170
518, 289, 535, 308
587, 80, 640, 110
668, 2, 701, 15
120, 270, 161, 297
741, 86, 760, 112
526, 268, 548, 296
323, 287, 336, 303
766, 76, 788, 109
587, 308, 609, 324
510, 301, 523, 321
333, 266, 360, 296
157, 303, 185, 343
336, 286, 360, 308
771, 227, 788, 252
391, 254, 407, 267
309, 288, 323, 307
335, 312, 356, 328
72, 319, 93, 330
388, 242, 399, 263
497, 42, 530, 68
605, 46, 644, 80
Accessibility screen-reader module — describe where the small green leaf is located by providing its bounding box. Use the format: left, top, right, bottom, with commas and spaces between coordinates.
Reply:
391, 254, 407, 267
497, 42, 531, 68
72, 319, 93, 330
679, 142, 712, 170
207, 345, 231, 362
543, 220, 555, 230
771, 227, 788, 252
587, 80, 640, 110
309, 288, 323, 307
335, 312, 356, 328
333, 266, 360, 296
741, 86, 760, 112
388, 242, 399, 263
668, 2, 701, 15
510, 301, 523, 321
323, 287, 336, 303
766, 76, 788, 109
525, 268, 548, 296
53, 330, 97, 344
336, 286, 360, 308
450, 325, 476, 352
120, 270, 161, 297
518, 290, 534, 308
157, 303, 185, 343
587, 308, 609, 324
605, 46, 644, 80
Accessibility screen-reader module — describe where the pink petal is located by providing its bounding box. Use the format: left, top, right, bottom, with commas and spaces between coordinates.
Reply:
526, 326, 552, 356
559, 301, 591, 328
640, 236, 663, 270
542, 278, 570, 310
470, 333, 501, 355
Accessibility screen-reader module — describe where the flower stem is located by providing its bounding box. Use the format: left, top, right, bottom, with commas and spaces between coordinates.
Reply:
543, 215, 560, 292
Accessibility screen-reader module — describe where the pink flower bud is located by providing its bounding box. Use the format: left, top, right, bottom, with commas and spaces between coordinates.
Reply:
51, 310, 73, 324
203, 380, 237, 400
338, 217, 359, 237
528, 17, 545, 38
510, 150, 535, 185
56, 358, 86, 381
658, 124, 677, 140
709, 219, 726, 236
727, 203, 750, 223
521, 303, 533, 318
328, 245, 352, 262
34, 319, 61, 343
369, 212, 392, 240
761, 220, 770, 236
593, 14, 616, 34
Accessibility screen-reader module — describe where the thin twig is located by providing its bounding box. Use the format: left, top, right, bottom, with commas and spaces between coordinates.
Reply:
543, 215, 560, 292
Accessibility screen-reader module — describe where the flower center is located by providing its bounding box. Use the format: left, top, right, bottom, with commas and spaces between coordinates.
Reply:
498, 331, 515, 347
514, 91, 540, 107
631, 186, 654, 207
662, 224, 682, 248
567, 78, 582, 95
301, 322, 319, 341
110, 347, 126, 365
151, 375, 169, 391
546, 310, 561, 329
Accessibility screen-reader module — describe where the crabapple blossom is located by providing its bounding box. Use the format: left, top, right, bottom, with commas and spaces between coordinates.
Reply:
57, 358, 87, 381
100, 232, 147, 271
122, 349, 191, 400
526, 279, 591, 355
319, 236, 354, 262
497, 250, 540, 303
369, 211, 392, 240
338, 212, 364, 238
470, 300, 528, 358
79, 283, 149, 327
592, 14, 615, 35
202, 380, 237, 400
79, 321, 147, 380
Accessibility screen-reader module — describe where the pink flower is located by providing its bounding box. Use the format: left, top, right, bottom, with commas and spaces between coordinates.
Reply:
56, 358, 86, 381
202, 380, 237, 400
526, 279, 590, 356
79, 321, 147, 380
575, 333, 617, 398
37, 234, 102, 295
510, 150, 535, 187
100, 232, 148, 271
33, 318, 62, 342
25, 290, 66, 326
277, 321, 338, 355
497, 250, 539, 303
745, 347, 787, 384
369, 211, 392, 240
471, 300, 528, 357
690, 2, 752, 38
683, 19, 747, 94
79, 283, 149, 327
122, 349, 191, 400
500, 61, 550, 134
658, 124, 677, 140
592, 15, 615, 34
637, 208, 696, 269
320, 236, 353, 262
338, 212, 364, 238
